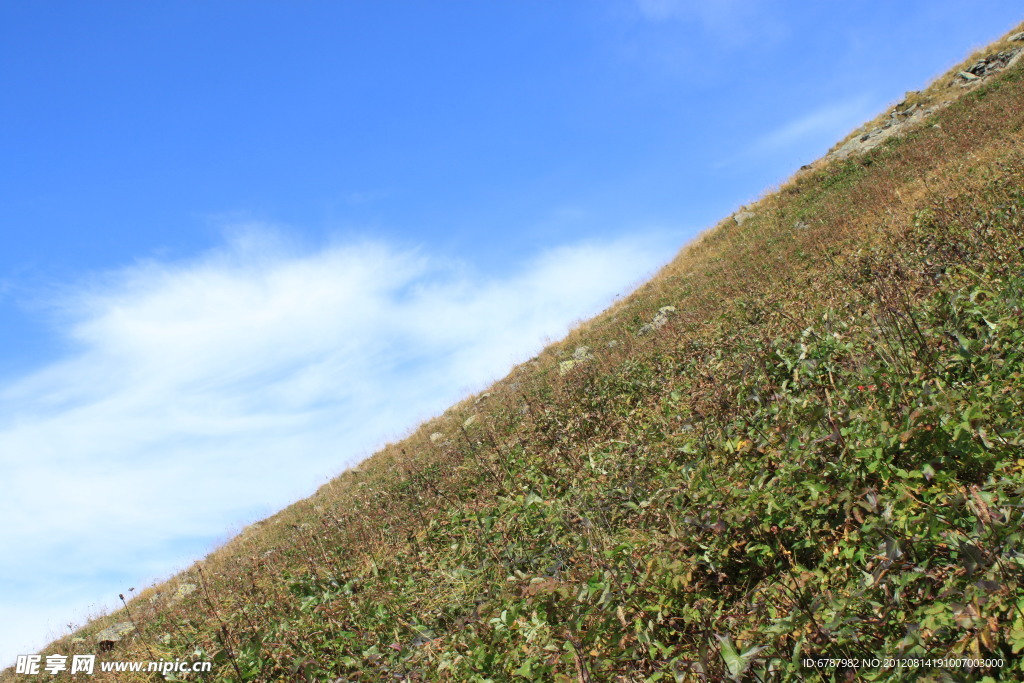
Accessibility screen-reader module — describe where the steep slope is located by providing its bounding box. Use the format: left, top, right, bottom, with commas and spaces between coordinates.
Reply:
8, 23, 1024, 683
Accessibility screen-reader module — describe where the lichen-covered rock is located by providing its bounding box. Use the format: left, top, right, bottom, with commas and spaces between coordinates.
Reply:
94, 622, 134, 643
559, 346, 594, 375
636, 305, 678, 336
558, 359, 580, 375
734, 210, 756, 226
572, 346, 593, 361
172, 582, 197, 602
653, 306, 677, 325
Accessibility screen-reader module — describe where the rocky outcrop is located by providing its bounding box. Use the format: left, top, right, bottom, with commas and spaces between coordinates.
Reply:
828, 100, 942, 161
953, 48, 1023, 86
828, 46, 1022, 162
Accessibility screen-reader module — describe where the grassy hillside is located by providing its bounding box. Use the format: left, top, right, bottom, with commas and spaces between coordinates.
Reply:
8, 24, 1024, 683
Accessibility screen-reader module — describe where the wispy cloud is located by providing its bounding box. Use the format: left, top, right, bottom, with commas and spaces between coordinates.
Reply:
0, 227, 676, 665
635, 0, 741, 23
631, 0, 778, 47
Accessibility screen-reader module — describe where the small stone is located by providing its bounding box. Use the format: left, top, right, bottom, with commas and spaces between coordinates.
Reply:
429, 432, 444, 443
794, 220, 810, 231
572, 346, 593, 361
95, 622, 134, 644
650, 306, 677, 329
637, 306, 677, 335
1010, 31, 1024, 42
734, 210, 756, 226
473, 392, 492, 405
607, 340, 620, 348
462, 415, 477, 429
967, 60, 988, 75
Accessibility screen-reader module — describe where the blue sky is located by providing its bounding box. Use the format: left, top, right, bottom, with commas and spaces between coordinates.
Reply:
2, 0, 1023, 668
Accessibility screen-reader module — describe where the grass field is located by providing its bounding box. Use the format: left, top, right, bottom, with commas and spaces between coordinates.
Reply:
7, 22, 1024, 683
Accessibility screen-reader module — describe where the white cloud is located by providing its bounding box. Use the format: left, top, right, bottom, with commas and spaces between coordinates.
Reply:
0, 227, 676, 666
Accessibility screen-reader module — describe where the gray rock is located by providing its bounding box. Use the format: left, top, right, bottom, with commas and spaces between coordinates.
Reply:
794, 220, 810, 231
956, 49, 1023, 84
572, 346, 593, 361
1010, 32, 1024, 42
429, 431, 444, 443
95, 622, 134, 644
650, 305, 677, 329
636, 305, 678, 336
462, 415, 477, 429
734, 210, 756, 226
